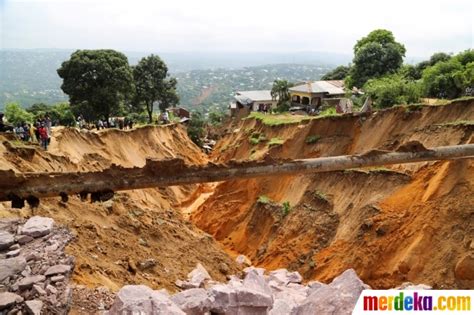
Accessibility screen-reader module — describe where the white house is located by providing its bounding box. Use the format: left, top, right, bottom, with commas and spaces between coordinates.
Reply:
233, 90, 278, 112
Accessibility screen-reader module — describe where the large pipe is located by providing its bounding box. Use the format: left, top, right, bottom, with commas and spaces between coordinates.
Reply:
2, 144, 473, 202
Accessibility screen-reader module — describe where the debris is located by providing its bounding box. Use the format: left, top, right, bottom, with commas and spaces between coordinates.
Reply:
20, 216, 54, 238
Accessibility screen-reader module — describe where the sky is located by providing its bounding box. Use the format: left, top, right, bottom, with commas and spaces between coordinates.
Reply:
0, 0, 472, 58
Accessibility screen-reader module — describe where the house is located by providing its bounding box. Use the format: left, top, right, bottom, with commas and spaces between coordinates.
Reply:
167, 107, 190, 119
233, 90, 278, 113
289, 80, 346, 110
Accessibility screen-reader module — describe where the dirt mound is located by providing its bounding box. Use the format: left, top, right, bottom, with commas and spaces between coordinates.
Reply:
0, 125, 238, 296
192, 99, 474, 289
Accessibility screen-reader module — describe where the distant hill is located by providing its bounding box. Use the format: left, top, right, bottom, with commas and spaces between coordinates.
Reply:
0, 49, 348, 111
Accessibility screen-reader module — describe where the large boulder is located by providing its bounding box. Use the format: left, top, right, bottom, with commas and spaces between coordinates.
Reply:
20, 216, 54, 238
270, 299, 298, 315
454, 253, 474, 281
15, 275, 46, 290
267, 269, 302, 286
106, 285, 185, 315
187, 263, 211, 288
25, 299, 43, 315
209, 283, 273, 315
0, 292, 22, 310
294, 269, 369, 315
44, 264, 71, 276
243, 269, 273, 298
0, 231, 15, 250
0, 256, 27, 282
171, 288, 214, 315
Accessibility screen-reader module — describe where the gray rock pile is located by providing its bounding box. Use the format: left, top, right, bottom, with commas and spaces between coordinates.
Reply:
106, 263, 370, 315
0, 217, 75, 314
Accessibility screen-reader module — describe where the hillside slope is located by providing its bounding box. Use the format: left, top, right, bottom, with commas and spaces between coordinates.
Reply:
0, 125, 238, 292
192, 99, 474, 289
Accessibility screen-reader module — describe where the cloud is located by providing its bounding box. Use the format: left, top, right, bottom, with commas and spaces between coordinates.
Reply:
1, 0, 472, 57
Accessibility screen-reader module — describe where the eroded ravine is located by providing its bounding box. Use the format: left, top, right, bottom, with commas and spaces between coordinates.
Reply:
191, 99, 474, 289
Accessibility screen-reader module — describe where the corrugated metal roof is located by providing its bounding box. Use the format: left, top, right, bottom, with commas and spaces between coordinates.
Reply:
289, 81, 345, 95
234, 90, 274, 104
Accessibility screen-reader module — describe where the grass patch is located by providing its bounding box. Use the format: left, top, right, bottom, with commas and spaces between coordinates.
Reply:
246, 112, 311, 126
305, 135, 321, 144
318, 107, 341, 118
313, 190, 328, 202
268, 138, 285, 147
248, 132, 267, 145
282, 201, 291, 217
257, 195, 272, 204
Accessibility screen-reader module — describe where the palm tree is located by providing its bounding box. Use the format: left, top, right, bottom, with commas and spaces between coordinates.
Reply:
271, 80, 292, 105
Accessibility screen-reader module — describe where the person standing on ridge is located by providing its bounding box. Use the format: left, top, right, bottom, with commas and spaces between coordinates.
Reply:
38, 123, 48, 150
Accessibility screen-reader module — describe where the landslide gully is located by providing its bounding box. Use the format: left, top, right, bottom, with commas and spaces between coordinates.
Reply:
0, 125, 239, 293
192, 100, 474, 289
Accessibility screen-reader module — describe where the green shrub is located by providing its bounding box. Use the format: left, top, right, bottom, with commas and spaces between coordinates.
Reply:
364, 74, 421, 108
5, 103, 34, 125
305, 135, 321, 144
282, 201, 291, 216
249, 132, 267, 145
257, 195, 272, 204
314, 190, 328, 201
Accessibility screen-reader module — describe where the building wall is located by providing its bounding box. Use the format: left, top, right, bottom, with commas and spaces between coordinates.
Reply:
251, 100, 278, 111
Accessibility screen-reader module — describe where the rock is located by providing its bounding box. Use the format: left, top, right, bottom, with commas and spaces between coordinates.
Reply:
0, 257, 27, 282
46, 284, 57, 295
25, 253, 38, 262
243, 266, 266, 276
32, 284, 46, 295
236, 255, 252, 267
24, 299, 43, 315
187, 263, 211, 288
209, 283, 273, 314
106, 285, 185, 315
16, 235, 34, 245
218, 262, 230, 275
171, 288, 214, 315
138, 258, 157, 271
0, 292, 22, 310
50, 275, 65, 283
9, 244, 20, 251
394, 282, 432, 290
20, 216, 54, 238
269, 299, 297, 315
0, 231, 15, 250
15, 275, 46, 290
44, 264, 71, 276
454, 253, 474, 281
294, 269, 369, 315
243, 269, 273, 298
6, 249, 21, 258
267, 269, 302, 286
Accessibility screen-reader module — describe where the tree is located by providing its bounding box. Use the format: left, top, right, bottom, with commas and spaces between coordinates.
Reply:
271, 80, 293, 111
133, 55, 178, 123
346, 29, 406, 88
4, 103, 34, 125
420, 50, 473, 99
411, 52, 453, 80
364, 74, 421, 108
57, 50, 133, 122
321, 65, 350, 80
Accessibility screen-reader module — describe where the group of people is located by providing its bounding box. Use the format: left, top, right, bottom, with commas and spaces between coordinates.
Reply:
76, 115, 135, 131
96, 117, 134, 130
11, 116, 51, 150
